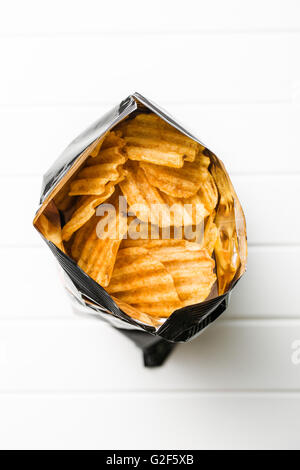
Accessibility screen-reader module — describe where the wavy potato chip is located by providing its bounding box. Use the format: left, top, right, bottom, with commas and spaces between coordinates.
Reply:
110, 296, 160, 327
85, 146, 126, 168
119, 162, 203, 227
107, 247, 181, 317
100, 130, 125, 151
140, 152, 211, 198
77, 195, 128, 287
62, 181, 116, 241
118, 113, 203, 167
122, 222, 197, 249
88, 131, 124, 158
71, 215, 98, 261
121, 239, 216, 306
69, 163, 126, 196
69, 141, 127, 196
150, 242, 216, 306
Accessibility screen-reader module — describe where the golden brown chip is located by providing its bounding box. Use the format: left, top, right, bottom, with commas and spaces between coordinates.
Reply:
119, 113, 203, 167
62, 181, 116, 242
100, 130, 125, 151
69, 139, 127, 196
69, 158, 127, 196
131, 301, 182, 317
122, 221, 195, 249
88, 131, 124, 159
134, 240, 216, 306
107, 247, 181, 317
71, 215, 98, 261
85, 146, 126, 167
77, 195, 128, 287
110, 296, 160, 327
140, 153, 211, 198
197, 170, 219, 213
122, 234, 185, 249
119, 162, 202, 227
53, 183, 74, 211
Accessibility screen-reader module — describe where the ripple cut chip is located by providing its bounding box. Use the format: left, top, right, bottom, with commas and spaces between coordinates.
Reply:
61, 169, 127, 241
76, 195, 128, 287
120, 240, 216, 306
140, 153, 211, 198
119, 113, 204, 167
119, 162, 204, 227
107, 247, 181, 317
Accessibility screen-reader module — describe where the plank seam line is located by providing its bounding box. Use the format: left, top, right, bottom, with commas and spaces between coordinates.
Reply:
0, 99, 292, 108
1, 30, 300, 39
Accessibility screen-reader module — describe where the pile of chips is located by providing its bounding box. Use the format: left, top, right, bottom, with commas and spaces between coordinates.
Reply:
51, 113, 241, 322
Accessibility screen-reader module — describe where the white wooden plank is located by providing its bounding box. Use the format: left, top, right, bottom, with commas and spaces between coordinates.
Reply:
0, 176, 44, 246
0, 247, 71, 319
0, 246, 298, 319
231, 174, 300, 245
0, 319, 299, 391
0, 392, 299, 449
1, 0, 300, 34
0, 34, 297, 106
227, 247, 300, 318
2, 174, 298, 246
2, 103, 300, 175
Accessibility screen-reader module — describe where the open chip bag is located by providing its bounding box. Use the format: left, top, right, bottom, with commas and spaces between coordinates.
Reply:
33, 93, 247, 367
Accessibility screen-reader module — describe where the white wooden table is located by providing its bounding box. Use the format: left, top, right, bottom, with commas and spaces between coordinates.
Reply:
0, 0, 300, 450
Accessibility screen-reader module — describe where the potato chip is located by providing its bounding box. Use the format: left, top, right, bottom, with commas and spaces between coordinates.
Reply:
115, 239, 215, 307
77, 194, 128, 287
71, 215, 98, 261
131, 240, 216, 306
69, 159, 127, 196
53, 183, 74, 211
122, 234, 185, 249
118, 113, 203, 167
69, 139, 127, 196
167, 192, 209, 227
62, 181, 116, 241
197, 170, 219, 213
85, 146, 126, 167
110, 296, 160, 327
131, 301, 182, 318
107, 247, 181, 317
140, 153, 211, 198
122, 221, 195, 249
88, 130, 124, 159
119, 162, 199, 227
100, 130, 125, 151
